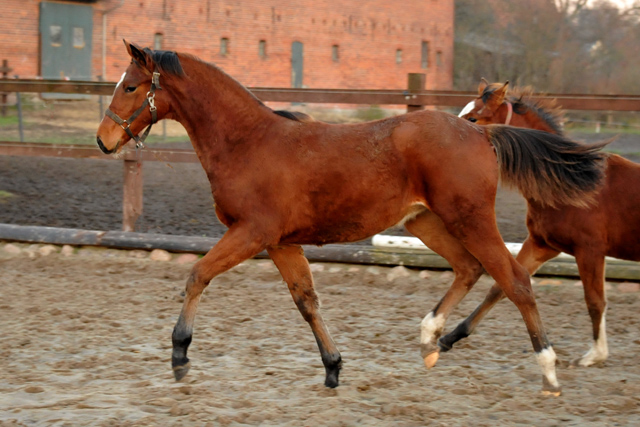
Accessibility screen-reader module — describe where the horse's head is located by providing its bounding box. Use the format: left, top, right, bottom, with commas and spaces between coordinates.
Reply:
96, 40, 181, 154
459, 78, 510, 125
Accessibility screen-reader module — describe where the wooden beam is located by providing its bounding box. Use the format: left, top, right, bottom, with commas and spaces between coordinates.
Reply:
1, 224, 639, 280
1, 79, 639, 110
0, 142, 199, 163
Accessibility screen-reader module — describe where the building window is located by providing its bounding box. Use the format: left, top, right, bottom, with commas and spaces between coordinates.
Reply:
436, 51, 443, 67
421, 41, 429, 69
154, 33, 163, 50
220, 38, 229, 56
259, 40, 266, 58
396, 49, 403, 64
50, 25, 62, 47
72, 27, 85, 48
332, 45, 339, 62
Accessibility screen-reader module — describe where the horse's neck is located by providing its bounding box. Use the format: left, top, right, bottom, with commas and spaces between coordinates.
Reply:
169, 58, 274, 163
512, 109, 559, 135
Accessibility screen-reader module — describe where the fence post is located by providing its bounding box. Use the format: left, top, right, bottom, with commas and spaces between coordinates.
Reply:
98, 75, 104, 121
15, 78, 23, 142
122, 158, 143, 232
1, 60, 13, 117
406, 73, 426, 113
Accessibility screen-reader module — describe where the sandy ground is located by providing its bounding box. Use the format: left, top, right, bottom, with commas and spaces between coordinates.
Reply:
1, 243, 639, 426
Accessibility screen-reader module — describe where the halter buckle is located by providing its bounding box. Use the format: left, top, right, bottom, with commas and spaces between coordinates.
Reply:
147, 91, 157, 112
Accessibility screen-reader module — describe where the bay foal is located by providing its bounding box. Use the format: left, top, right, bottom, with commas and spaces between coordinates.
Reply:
452, 79, 640, 367
96, 42, 609, 394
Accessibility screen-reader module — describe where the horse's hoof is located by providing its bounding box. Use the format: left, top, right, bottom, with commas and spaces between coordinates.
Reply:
173, 362, 191, 381
541, 389, 562, 397
570, 355, 605, 368
324, 364, 341, 388
541, 375, 562, 396
423, 351, 440, 369
324, 374, 339, 388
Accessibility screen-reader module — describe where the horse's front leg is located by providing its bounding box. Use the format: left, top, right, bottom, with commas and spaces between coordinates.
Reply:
405, 210, 484, 368
267, 245, 342, 388
172, 225, 266, 381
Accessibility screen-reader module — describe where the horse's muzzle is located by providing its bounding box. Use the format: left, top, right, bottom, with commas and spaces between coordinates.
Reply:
96, 136, 116, 154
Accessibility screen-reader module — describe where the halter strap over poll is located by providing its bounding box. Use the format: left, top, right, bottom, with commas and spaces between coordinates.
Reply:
105, 71, 161, 149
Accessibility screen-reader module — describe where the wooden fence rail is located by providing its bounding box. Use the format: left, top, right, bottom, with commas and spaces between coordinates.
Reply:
3, 78, 640, 110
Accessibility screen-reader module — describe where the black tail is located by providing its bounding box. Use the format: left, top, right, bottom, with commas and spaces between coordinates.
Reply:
486, 125, 611, 208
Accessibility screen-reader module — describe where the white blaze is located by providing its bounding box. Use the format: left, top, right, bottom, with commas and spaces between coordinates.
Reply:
114, 72, 127, 95
458, 101, 475, 117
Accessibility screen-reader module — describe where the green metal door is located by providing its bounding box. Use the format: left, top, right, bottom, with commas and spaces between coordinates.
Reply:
291, 41, 304, 88
39, 1, 93, 99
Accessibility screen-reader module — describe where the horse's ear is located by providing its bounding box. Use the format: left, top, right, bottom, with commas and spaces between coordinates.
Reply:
478, 78, 489, 95
124, 40, 154, 74
493, 81, 509, 103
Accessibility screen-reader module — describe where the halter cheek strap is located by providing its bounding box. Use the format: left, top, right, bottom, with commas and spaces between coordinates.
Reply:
505, 102, 513, 126
105, 71, 161, 149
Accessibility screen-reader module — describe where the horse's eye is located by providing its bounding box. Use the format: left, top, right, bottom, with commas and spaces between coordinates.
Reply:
124, 86, 137, 93
468, 117, 477, 123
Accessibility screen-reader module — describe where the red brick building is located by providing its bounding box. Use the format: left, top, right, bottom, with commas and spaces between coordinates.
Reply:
2, 0, 454, 90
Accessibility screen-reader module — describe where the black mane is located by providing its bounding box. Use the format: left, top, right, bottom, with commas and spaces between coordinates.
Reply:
481, 84, 564, 135
143, 48, 185, 76
274, 110, 302, 121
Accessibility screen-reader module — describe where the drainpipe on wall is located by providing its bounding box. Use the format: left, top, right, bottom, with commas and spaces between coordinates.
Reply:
101, 0, 125, 81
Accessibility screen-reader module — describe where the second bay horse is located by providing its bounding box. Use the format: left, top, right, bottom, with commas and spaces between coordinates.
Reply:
453, 79, 640, 367
96, 42, 611, 394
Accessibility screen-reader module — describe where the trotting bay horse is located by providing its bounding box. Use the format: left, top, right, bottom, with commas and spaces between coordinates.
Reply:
451, 79, 640, 367
96, 41, 610, 395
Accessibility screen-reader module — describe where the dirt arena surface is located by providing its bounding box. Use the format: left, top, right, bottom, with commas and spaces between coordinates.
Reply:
1, 243, 639, 426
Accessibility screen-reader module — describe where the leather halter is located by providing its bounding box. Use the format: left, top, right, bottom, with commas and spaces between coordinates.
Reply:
105, 71, 161, 149
504, 102, 513, 126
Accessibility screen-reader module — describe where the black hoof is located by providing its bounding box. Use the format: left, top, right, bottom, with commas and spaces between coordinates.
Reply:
323, 358, 342, 388
324, 368, 340, 388
173, 361, 191, 381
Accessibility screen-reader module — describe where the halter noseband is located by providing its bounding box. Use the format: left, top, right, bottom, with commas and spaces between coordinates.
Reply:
105, 71, 161, 149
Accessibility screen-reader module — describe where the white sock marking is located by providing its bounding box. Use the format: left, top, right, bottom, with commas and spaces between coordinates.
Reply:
579, 314, 609, 366
458, 101, 475, 117
421, 312, 445, 345
537, 347, 560, 388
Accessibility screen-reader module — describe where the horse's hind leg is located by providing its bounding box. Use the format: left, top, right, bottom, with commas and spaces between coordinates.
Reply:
573, 250, 608, 367
439, 237, 560, 353
267, 245, 342, 388
405, 210, 484, 368
172, 225, 266, 381
435, 208, 561, 395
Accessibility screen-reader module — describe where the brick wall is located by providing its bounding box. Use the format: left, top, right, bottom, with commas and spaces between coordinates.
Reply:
2, 0, 454, 90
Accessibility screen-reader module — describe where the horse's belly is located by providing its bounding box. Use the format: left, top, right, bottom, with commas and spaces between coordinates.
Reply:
280, 203, 427, 245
